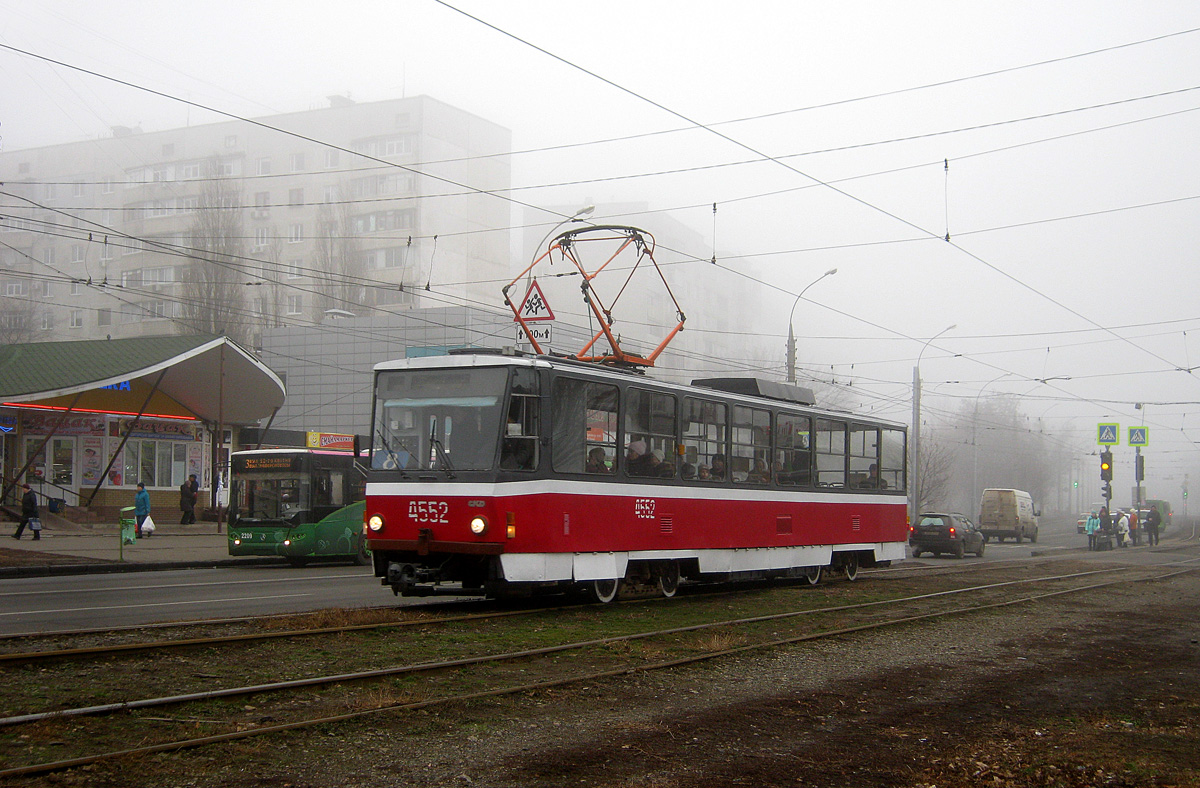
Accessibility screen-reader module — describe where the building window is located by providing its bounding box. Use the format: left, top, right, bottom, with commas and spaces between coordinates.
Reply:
286, 295, 302, 315
289, 223, 303, 243
254, 191, 270, 207
257, 158, 272, 176
43, 248, 56, 266
121, 270, 142, 288
288, 188, 304, 207
40, 312, 54, 330
43, 183, 57, 201
290, 153, 304, 172
254, 227, 271, 248
71, 245, 85, 264
70, 281, 83, 296
178, 162, 200, 180
325, 150, 339, 169
101, 177, 114, 194
69, 310, 83, 329
4, 281, 25, 296
97, 308, 112, 327
225, 135, 238, 148
73, 182, 86, 198
286, 260, 303, 279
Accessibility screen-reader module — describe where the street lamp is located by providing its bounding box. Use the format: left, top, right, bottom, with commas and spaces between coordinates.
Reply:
911, 324, 956, 521
530, 205, 595, 268
785, 268, 837, 383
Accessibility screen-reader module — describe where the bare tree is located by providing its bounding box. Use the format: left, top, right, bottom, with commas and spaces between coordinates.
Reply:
311, 196, 365, 320
917, 436, 956, 512
0, 296, 37, 345
179, 160, 250, 345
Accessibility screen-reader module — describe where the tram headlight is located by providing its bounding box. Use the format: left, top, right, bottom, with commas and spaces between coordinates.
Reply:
469, 516, 488, 535
368, 514, 384, 532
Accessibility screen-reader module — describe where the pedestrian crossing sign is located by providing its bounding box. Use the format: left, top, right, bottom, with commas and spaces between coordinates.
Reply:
1097, 423, 1119, 445
1129, 426, 1148, 447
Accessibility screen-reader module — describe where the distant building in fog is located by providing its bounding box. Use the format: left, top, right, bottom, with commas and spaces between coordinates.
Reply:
0, 95, 512, 348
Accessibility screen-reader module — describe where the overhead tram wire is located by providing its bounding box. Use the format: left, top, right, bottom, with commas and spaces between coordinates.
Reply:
0, 42, 579, 226
435, 2, 1200, 393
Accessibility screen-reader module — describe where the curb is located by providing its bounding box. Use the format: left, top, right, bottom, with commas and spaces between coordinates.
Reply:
0, 556, 287, 579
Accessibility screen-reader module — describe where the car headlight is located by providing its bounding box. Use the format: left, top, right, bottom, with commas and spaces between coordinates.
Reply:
469, 516, 488, 535
368, 514, 384, 532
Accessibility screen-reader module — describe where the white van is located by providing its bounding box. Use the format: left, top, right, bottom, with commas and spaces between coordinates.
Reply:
978, 488, 1039, 543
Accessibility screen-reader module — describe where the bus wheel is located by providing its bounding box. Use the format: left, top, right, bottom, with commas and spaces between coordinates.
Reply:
802, 565, 822, 586
590, 578, 621, 604
655, 561, 680, 598
843, 554, 859, 582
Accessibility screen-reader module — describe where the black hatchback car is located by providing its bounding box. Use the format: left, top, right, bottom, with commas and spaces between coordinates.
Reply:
909, 512, 985, 559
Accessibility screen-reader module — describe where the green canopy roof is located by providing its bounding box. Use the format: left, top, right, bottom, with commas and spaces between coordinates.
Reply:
0, 335, 285, 424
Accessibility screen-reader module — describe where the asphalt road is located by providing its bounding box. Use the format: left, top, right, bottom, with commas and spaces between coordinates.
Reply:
1, 514, 1185, 637
0, 564, 408, 636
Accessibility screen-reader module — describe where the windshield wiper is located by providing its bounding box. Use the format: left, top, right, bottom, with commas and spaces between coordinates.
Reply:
429, 422, 456, 478
375, 428, 411, 478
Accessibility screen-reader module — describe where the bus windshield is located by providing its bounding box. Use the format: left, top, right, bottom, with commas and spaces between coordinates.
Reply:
234, 476, 311, 523
372, 366, 508, 471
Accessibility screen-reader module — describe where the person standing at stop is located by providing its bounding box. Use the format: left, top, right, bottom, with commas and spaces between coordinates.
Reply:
1144, 506, 1161, 546
1085, 510, 1100, 551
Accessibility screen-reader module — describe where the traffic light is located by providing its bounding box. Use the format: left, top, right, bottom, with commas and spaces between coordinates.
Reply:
1073, 480, 1079, 489
1135, 454, 1145, 482
1101, 481, 1113, 499
1100, 450, 1113, 481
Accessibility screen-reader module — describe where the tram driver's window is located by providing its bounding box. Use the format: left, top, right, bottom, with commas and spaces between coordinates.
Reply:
880, 428, 906, 491
551, 378, 618, 475
848, 425, 881, 489
500, 369, 540, 471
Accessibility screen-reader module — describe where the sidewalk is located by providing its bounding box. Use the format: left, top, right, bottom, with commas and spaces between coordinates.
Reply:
1, 518, 283, 577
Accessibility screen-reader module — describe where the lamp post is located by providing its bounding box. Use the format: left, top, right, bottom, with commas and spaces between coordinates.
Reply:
972, 372, 1012, 513
785, 268, 837, 383
911, 324, 956, 522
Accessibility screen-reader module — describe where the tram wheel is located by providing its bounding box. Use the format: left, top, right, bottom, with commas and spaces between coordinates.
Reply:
843, 554, 859, 582
655, 562, 680, 598
802, 565, 822, 586
590, 578, 621, 604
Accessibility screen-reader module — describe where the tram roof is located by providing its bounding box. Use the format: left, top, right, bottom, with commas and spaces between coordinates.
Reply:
373, 350, 907, 429
0, 334, 285, 424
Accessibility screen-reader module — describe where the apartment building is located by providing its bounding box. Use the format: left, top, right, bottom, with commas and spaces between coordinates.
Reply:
0, 95, 512, 348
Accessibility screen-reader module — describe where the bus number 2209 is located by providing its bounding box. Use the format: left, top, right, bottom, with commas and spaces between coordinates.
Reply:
408, 500, 449, 524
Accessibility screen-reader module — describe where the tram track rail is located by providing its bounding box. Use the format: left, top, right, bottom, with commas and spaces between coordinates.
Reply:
3, 560, 1195, 779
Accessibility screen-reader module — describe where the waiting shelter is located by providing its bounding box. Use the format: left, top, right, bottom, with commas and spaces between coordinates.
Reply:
0, 335, 285, 518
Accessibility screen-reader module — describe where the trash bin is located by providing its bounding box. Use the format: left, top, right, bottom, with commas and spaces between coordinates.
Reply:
119, 506, 137, 545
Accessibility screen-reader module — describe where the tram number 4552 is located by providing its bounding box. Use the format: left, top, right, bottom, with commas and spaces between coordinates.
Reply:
408, 500, 450, 524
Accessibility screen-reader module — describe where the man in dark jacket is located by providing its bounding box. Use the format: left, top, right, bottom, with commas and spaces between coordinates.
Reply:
11, 483, 38, 540
1144, 506, 1162, 546
179, 474, 199, 524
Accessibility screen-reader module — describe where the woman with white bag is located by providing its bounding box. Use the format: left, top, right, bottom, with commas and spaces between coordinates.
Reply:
134, 482, 152, 538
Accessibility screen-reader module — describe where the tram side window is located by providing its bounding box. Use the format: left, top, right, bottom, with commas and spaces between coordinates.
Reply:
732, 406, 771, 484
775, 413, 812, 486
814, 419, 847, 487
848, 425, 882, 489
681, 397, 727, 481
880, 428, 906, 491
551, 378, 618, 475
625, 388, 677, 479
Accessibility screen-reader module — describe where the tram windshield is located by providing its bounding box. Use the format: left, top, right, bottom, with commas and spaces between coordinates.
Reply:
372, 366, 508, 471
233, 476, 310, 523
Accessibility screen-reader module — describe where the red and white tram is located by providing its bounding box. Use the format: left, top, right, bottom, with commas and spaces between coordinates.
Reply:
363, 349, 908, 601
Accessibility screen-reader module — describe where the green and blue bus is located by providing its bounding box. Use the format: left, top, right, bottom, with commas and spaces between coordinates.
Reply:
228, 448, 368, 566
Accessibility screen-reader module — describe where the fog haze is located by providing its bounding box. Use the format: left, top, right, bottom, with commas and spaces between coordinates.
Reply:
3, 0, 1199, 505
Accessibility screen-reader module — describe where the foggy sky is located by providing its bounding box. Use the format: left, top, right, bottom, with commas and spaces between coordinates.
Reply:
2, 0, 1199, 499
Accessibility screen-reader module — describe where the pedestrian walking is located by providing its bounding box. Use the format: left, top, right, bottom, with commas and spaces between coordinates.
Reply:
134, 481, 151, 538
11, 483, 39, 540
179, 474, 199, 524
1145, 506, 1161, 546
1085, 510, 1100, 551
